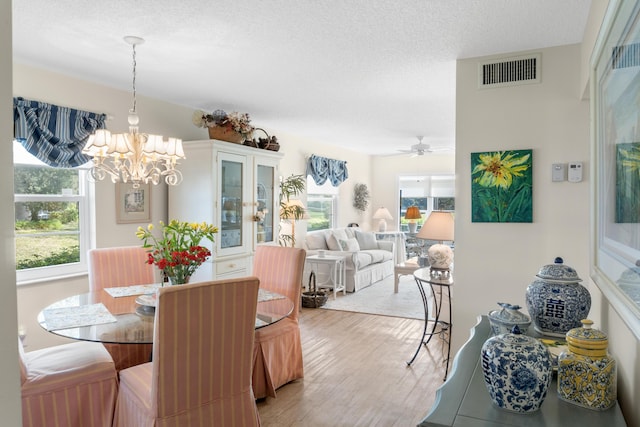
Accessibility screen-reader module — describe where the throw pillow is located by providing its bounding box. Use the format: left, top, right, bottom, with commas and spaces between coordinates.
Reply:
306, 233, 328, 250
326, 233, 341, 251
339, 237, 360, 252
355, 229, 378, 250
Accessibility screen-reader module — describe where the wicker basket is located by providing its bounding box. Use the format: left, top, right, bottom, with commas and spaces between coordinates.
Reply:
301, 271, 328, 308
207, 125, 244, 144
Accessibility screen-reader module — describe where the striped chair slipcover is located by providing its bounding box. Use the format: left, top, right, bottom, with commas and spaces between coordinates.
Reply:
252, 246, 306, 399
88, 246, 156, 371
114, 277, 262, 427
19, 339, 118, 427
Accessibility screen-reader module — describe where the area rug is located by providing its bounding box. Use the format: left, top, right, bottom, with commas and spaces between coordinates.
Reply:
319, 275, 429, 320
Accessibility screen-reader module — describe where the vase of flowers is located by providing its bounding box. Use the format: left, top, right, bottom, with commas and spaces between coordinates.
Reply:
192, 109, 254, 143
136, 220, 218, 285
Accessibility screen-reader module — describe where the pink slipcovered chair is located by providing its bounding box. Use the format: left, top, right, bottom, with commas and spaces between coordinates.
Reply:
19, 338, 118, 427
252, 245, 306, 399
88, 246, 156, 371
114, 277, 262, 427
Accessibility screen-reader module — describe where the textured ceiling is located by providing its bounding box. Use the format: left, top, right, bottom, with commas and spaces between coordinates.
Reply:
12, 1, 592, 155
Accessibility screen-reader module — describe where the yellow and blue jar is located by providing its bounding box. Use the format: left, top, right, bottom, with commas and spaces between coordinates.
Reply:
557, 319, 616, 410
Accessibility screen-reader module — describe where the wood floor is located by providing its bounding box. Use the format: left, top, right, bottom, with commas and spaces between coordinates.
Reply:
256, 307, 447, 427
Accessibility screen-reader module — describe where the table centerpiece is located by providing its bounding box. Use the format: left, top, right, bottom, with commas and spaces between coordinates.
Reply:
136, 219, 218, 285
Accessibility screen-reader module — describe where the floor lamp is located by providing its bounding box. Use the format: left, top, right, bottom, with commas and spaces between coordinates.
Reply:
416, 211, 454, 278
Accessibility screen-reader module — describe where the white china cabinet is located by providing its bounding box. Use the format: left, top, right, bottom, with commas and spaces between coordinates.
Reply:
168, 139, 283, 280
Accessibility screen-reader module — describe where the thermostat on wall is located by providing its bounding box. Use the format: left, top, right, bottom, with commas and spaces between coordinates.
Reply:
568, 162, 583, 182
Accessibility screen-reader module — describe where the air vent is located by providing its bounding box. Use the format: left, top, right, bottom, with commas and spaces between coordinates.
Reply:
612, 43, 640, 69
478, 54, 541, 89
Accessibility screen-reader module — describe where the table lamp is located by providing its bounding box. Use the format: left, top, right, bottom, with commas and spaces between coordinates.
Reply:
416, 211, 454, 277
373, 207, 393, 232
404, 206, 422, 234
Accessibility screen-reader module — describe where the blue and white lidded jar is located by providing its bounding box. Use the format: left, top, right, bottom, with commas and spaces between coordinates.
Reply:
488, 302, 532, 336
481, 325, 552, 413
557, 319, 617, 411
525, 257, 591, 337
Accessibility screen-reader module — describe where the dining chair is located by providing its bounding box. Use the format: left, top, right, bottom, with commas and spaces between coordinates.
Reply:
19, 338, 118, 427
252, 245, 306, 399
88, 246, 156, 371
114, 277, 262, 427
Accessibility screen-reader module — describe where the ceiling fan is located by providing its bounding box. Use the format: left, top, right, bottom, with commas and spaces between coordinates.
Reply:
396, 136, 443, 157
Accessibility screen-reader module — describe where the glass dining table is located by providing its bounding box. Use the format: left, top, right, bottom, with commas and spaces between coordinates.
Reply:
37, 284, 294, 344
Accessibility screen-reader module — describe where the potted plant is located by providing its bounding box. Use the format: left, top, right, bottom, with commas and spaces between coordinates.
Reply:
279, 174, 306, 247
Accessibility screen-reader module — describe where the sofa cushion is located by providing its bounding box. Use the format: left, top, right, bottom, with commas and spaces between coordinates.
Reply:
355, 230, 378, 250
339, 237, 360, 252
352, 249, 393, 269
306, 232, 329, 250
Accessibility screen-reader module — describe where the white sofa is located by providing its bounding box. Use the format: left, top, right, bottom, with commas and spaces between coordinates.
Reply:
303, 227, 394, 292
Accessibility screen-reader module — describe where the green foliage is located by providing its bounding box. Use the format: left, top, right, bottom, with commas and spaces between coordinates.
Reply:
16, 245, 79, 269
278, 174, 306, 246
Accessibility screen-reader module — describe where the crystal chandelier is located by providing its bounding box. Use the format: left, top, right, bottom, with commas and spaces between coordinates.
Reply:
82, 36, 184, 187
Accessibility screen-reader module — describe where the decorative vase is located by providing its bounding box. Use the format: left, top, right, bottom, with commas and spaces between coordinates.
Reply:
167, 275, 190, 286
557, 319, 617, 410
488, 302, 531, 336
481, 325, 552, 413
525, 257, 591, 337
207, 125, 245, 143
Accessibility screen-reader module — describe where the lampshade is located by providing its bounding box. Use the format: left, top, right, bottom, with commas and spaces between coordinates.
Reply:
373, 207, 393, 232
373, 207, 393, 220
404, 206, 422, 220
417, 211, 454, 272
416, 211, 454, 241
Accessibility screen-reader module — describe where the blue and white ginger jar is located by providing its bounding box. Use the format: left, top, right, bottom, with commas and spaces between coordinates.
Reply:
525, 257, 591, 337
481, 326, 552, 413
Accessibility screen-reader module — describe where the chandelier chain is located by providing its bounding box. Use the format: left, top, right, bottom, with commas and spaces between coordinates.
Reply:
131, 43, 137, 114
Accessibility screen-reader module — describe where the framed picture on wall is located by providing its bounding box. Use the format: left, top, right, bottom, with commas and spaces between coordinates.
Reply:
470, 149, 533, 223
116, 183, 151, 224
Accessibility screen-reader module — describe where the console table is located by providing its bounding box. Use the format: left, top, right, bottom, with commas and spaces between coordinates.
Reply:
419, 315, 627, 426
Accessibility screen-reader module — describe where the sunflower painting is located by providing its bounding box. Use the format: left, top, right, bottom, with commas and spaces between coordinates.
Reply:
616, 142, 640, 223
471, 149, 533, 223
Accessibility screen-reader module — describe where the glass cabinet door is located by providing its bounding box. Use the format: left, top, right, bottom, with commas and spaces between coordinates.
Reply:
219, 154, 244, 252
255, 163, 276, 245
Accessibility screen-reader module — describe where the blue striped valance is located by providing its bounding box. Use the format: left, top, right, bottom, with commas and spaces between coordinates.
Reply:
13, 97, 107, 168
306, 154, 349, 186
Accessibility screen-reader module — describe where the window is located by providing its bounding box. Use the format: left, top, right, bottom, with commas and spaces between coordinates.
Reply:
14, 141, 93, 283
306, 178, 337, 231
399, 175, 455, 232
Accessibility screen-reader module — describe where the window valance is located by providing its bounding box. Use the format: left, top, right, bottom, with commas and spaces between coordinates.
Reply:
306, 154, 349, 186
13, 97, 107, 168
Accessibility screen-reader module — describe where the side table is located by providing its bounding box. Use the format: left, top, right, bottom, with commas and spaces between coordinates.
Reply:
408, 267, 453, 381
305, 254, 346, 299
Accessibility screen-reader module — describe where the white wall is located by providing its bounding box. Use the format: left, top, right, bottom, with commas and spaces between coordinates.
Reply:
0, 1, 24, 424
455, 42, 638, 425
